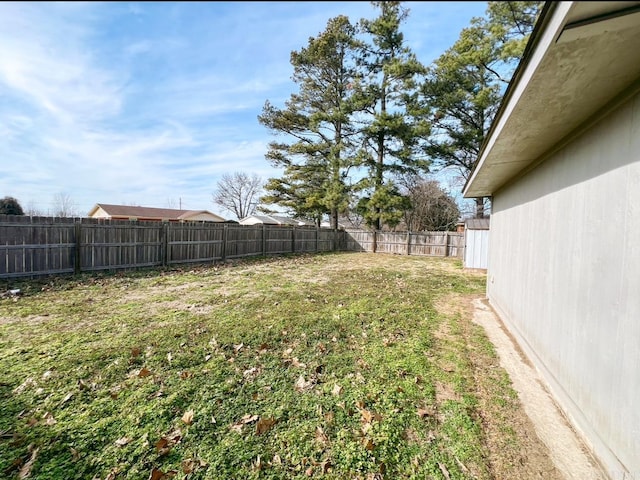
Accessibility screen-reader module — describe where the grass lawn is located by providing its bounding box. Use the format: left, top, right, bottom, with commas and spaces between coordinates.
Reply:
0, 252, 557, 480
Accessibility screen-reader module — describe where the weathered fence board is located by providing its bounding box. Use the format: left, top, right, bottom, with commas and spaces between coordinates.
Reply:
0, 218, 76, 278
79, 223, 163, 271
225, 225, 263, 259
342, 230, 464, 257
168, 223, 224, 264
0, 215, 464, 280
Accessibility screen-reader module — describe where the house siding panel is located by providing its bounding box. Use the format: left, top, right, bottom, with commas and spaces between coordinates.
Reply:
487, 90, 640, 477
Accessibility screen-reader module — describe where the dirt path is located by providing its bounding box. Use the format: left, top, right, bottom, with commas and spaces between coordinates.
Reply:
471, 298, 606, 480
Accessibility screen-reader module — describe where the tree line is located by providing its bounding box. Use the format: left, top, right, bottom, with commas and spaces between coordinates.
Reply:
244, 1, 541, 229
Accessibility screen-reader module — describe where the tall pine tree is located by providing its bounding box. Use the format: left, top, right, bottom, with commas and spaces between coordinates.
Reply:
258, 15, 361, 228
421, 1, 542, 218
353, 1, 430, 230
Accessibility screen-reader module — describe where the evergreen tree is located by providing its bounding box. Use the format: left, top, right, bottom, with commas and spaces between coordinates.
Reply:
421, 1, 542, 218
0, 196, 25, 215
353, 1, 430, 230
258, 15, 361, 228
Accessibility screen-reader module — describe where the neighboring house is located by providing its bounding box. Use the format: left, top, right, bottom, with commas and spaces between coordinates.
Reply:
463, 2, 640, 478
88, 204, 226, 222
239, 214, 315, 226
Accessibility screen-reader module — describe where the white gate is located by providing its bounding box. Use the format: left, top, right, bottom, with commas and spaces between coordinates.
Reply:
464, 225, 490, 269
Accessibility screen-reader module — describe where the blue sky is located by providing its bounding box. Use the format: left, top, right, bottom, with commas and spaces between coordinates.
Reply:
0, 1, 488, 218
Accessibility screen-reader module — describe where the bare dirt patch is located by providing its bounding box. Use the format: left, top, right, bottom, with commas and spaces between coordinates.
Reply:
435, 292, 565, 480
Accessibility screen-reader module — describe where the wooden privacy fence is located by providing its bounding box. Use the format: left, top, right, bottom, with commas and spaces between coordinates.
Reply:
344, 229, 464, 257
0, 215, 463, 279
0, 216, 346, 279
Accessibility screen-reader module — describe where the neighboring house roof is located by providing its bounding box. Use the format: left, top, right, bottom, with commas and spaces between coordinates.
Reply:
464, 1, 640, 198
464, 218, 490, 230
87, 203, 226, 222
239, 215, 315, 226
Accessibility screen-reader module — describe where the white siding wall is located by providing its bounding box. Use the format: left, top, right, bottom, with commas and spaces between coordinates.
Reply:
488, 90, 640, 477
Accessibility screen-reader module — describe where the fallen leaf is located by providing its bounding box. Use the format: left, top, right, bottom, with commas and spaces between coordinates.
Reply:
138, 367, 152, 378
154, 428, 182, 456
255, 417, 276, 435
438, 462, 451, 480
243, 367, 259, 378
70, 447, 80, 462
43, 412, 56, 426
18, 446, 38, 479
362, 437, 375, 451
166, 428, 182, 445
182, 459, 196, 474
179, 371, 193, 379
271, 454, 282, 465
155, 438, 170, 455
324, 411, 335, 425
167, 352, 173, 364
60, 392, 74, 404
131, 347, 141, 358
294, 375, 314, 392
13, 378, 36, 395
317, 343, 327, 353
181, 457, 208, 474
315, 426, 329, 446
360, 409, 375, 424
305, 466, 314, 476
291, 357, 306, 368
230, 414, 259, 433
252, 455, 264, 472
331, 384, 343, 396
26, 418, 38, 427
115, 437, 131, 447
181, 409, 194, 425
148, 468, 165, 480
233, 343, 244, 353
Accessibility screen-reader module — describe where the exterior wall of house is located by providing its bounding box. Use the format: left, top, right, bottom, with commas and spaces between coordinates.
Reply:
185, 212, 224, 222
487, 90, 640, 477
89, 207, 110, 219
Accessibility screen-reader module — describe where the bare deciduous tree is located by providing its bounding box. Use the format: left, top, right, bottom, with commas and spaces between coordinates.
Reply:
52, 192, 78, 217
399, 177, 460, 232
212, 172, 263, 220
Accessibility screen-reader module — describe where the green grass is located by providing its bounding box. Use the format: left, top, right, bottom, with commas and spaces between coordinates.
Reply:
0, 252, 524, 479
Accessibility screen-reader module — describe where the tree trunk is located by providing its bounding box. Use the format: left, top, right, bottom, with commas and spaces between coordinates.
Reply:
475, 197, 485, 218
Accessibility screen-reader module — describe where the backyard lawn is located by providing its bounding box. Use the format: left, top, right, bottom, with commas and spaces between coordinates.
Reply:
0, 252, 560, 479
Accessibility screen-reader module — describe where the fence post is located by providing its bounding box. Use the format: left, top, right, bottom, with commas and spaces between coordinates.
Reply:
262, 225, 267, 256
444, 231, 450, 257
291, 226, 296, 253
221, 224, 228, 262
74, 222, 81, 274
161, 222, 169, 266
406, 231, 411, 256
